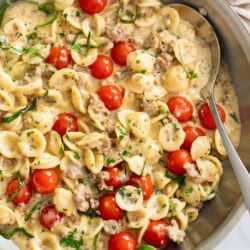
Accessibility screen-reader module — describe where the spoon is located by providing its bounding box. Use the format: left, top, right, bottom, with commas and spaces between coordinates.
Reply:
169, 3, 250, 212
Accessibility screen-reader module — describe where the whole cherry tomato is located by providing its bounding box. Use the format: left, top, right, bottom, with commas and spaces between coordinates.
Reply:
103, 165, 124, 189
99, 194, 124, 220
143, 220, 169, 248
109, 232, 137, 250
198, 103, 226, 130
97, 84, 123, 110
89, 55, 114, 79
7, 178, 32, 204
182, 126, 205, 150
46, 47, 71, 70
79, 0, 107, 14
30, 169, 59, 194
127, 174, 154, 200
111, 42, 136, 66
52, 113, 78, 136
167, 96, 193, 123
40, 205, 64, 229
167, 149, 193, 176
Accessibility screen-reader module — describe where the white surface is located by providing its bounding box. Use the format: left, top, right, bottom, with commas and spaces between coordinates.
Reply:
0, 211, 249, 249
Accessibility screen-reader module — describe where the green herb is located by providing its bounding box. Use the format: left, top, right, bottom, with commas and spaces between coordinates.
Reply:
76, 11, 81, 17
178, 53, 198, 79
162, 203, 167, 208
25, 201, 43, 221
141, 69, 147, 74
140, 160, 147, 176
71, 31, 83, 45
71, 42, 108, 53
59, 32, 65, 37
74, 152, 80, 160
0, 169, 3, 182
38, 2, 55, 15
118, 187, 126, 198
86, 31, 91, 53
171, 123, 180, 131
0, 227, 34, 239
137, 243, 157, 250
136, 59, 140, 64
63, 13, 68, 21
184, 187, 193, 194
60, 229, 84, 250
27, 52, 45, 67
170, 201, 177, 217
1, 97, 37, 123
118, 3, 140, 24
117, 125, 127, 141
26, 32, 38, 45
81, 208, 98, 219
59, 146, 64, 155
230, 112, 239, 123
44, 89, 49, 96
195, 102, 201, 109
27, 131, 35, 137
11, 170, 20, 177
7, 177, 23, 202
92, 232, 99, 250
173, 176, 185, 186
2, 44, 46, 56
34, 120, 40, 124
106, 158, 115, 166
120, 150, 128, 158
111, 225, 117, 230
36, 10, 59, 28
158, 150, 163, 156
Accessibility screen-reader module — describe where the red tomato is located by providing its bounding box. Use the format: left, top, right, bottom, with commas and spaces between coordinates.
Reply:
89, 55, 114, 79
103, 165, 123, 189
109, 232, 137, 250
30, 169, 58, 194
182, 126, 205, 150
97, 84, 123, 110
111, 42, 136, 66
7, 179, 32, 204
52, 113, 78, 136
198, 103, 226, 130
99, 194, 124, 220
40, 205, 64, 229
167, 149, 193, 176
46, 47, 71, 70
79, 0, 107, 14
143, 220, 169, 248
167, 96, 193, 123
127, 174, 154, 200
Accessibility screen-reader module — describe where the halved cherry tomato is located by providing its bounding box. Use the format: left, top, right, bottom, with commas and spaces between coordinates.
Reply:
127, 174, 154, 200
109, 232, 137, 250
40, 205, 64, 229
167, 149, 193, 176
143, 220, 169, 248
103, 165, 124, 189
167, 96, 193, 123
99, 194, 124, 220
7, 179, 32, 204
52, 113, 78, 136
79, 0, 107, 14
182, 126, 205, 150
198, 103, 226, 130
30, 169, 58, 194
89, 55, 114, 79
97, 84, 123, 110
111, 42, 136, 66
46, 47, 71, 70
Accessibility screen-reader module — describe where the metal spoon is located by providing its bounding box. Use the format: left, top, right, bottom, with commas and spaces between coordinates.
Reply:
169, 3, 250, 212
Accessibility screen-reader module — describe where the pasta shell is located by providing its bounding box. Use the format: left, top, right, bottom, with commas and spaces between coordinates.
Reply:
176, 20, 196, 41
141, 138, 162, 164
160, 6, 180, 32
31, 153, 60, 169
214, 129, 227, 156
158, 123, 185, 152
81, 14, 105, 37
54, 0, 74, 10
71, 85, 88, 114
116, 185, 143, 211
152, 164, 172, 189
62, 132, 84, 152
77, 132, 105, 149
0, 90, 15, 111
49, 69, 79, 92
126, 208, 148, 228
47, 131, 64, 157
39, 232, 60, 250
82, 217, 103, 237
0, 157, 23, 178
124, 155, 147, 176
185, 207, 199, 222
63, 7, 83, 29
196, 158, 219, 182
0, 131, 20, 158
163, 181, 179, 197
142, 85, 167, 101
84, 149, 104, 174
0, 205, 16, 225
0, 70, 16, 92
191, 136, 211, 160
16, 78, 43, 95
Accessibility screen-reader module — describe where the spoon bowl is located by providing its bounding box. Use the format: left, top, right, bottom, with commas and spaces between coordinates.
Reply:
170, 3, 250, 212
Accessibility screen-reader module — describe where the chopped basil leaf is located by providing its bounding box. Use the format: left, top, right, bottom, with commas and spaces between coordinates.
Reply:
5, 44, 46, 56
106, 158, 115, 166
184, 187, 193, 194
26, 131, 34, 137
118, 3, 140, 24
27, 52, 45, 67
140, 160, 147, 176
173, 176, 185, 186
35, 10, 59, 28
71, 31, 83, 45
92, 232, 99, 250
60, 229, 84, 250
230, 112, 239, 123
74, 152, 80, 160
1, 97, 37, 123
0, 227, 34, 239
178, 53, 198, 79
38, 2, 55, 15
76, 11, 81, 17
7, 177, 23, 202
25, 201, 43, 221
117, 125, 127, 141
138, 244, 157, 250
81, 208, 98, 219
71, 42, 108, 53
59, 146, 64, 155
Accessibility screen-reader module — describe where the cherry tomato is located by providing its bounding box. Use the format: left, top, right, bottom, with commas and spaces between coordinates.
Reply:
111, 42, 136, 66
167, 149, 193, 176
97, 84, 123, 110
109, 232, 137, 250
30, 169, 59, 194
99, 194, 124, 220
7, 179, 32, 204
52, 113, 78, 136
89, 55, 114, 79
127, 174, 154, 200
198, 103, 226, 130
40, 205, 64, 229
182, 126, 205, 150
167, 96, 193, 123
46, 47, 71, 70
143, 220, 169, 248
79, 0, 107, 14
103, 165, 123, 189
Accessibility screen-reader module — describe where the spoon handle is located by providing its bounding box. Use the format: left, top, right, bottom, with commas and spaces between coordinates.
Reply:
209, 94, 250, 213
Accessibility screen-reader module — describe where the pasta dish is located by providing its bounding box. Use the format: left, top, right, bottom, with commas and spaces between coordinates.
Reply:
0, 0, 241, 249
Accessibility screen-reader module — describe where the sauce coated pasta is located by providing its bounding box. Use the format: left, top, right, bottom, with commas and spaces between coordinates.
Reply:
0, 0, 241, 249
